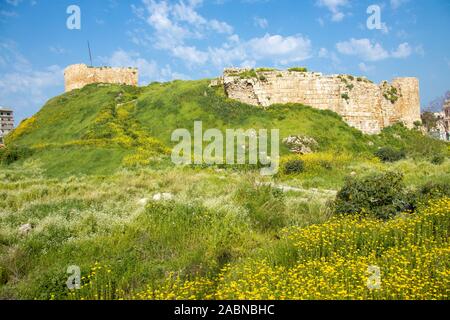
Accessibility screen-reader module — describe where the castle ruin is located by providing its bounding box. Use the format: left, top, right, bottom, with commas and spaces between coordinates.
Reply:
216, 68, 421, 134
64, 64, 138, 92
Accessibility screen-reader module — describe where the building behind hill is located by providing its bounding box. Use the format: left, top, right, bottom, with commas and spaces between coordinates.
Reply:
443, 98, 450, 140
213, 68, 421, 135
0, 107, 14, 144
64, 64, 138, 92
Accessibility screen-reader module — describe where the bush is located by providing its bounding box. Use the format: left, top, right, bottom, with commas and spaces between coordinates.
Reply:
374, 147, 406, 162
431, 154, 445, 165
283, 159, 305, 174
288, 67, 308, 72
417, 181, 450, 200
0, 145, 33, 165
333, 171, 410, 220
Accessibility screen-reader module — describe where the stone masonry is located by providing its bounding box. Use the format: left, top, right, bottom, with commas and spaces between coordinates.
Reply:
64, 64, 138, 92
218, 68, 421, 134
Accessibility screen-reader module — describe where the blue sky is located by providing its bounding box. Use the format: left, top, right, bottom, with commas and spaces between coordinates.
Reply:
1, 0, 449, 124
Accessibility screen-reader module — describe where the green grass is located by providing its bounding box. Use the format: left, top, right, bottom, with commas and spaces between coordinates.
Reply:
6, 80, 447, 179
0, 79, 449, 300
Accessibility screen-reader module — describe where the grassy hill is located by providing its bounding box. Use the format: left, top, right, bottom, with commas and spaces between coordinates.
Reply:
0, 80, 449, 300
4, 79, 446, 178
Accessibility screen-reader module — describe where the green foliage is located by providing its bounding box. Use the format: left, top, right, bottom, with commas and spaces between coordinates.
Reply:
234, 182, 286, 231
383, 86, 399, 104
0, 145, 33, 165
341, 93, 350, 101
238, 69, 258, 79
374, 147, 406, 162
256, 68, 277, 72
288, 67, 308, 72
283, 159, 305, 174
421, 112, 438, 131
431, 153, 446, 165
333, 171, 410, 220
376, 124, 448, 160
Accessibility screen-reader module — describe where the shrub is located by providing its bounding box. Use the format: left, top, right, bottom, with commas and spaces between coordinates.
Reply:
431, 154, 445, 165
288, 67, 308, 72
341, 93, 349, 101
256, 68, 277, 72
238, 69, 258, 79
374, 147, 406, 162
283, 159, 305, 174
404, 181, 450, 212
0, 145, 33, 165
333, 171, 410, 220
417, 181, 450, 200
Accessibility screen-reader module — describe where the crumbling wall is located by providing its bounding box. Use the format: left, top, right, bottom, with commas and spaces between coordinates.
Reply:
64, 64, 138, 92
220, 68, 421, 134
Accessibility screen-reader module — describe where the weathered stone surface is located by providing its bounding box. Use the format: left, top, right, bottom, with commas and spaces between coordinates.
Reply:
64, 64, 138, 92
19, 223, 33, 235
283, 135, 318, 154
220, 68, 421, 134
152, 193, 174, 201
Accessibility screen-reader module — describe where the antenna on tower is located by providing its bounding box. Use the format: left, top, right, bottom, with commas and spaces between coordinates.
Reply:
87, 41, 93, 67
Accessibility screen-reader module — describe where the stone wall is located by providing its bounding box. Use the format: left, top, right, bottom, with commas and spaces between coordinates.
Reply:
64, 64, 138, 92
220, 68, 421, 134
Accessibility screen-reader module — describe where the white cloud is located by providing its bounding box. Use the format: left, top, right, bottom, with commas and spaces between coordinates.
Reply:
391, 42, 412, 58
209, 19, 233, 34
134, 1, 312, 69
380, 22, 389, 34
316, 0, 349, 22
318, 48, 328, 58
337, 38, 414, 61
6, 0, 23, 6
1, 10, 18, 17
358, 62, 375, 72
247, 34, 312, 64
391, 0, 409, 9
171, 45, 209, 65
336, 38, 389, 61
99, 49, 188, 83
0, 40, 63, 121
253, 16, 268, 29
415, 45, 425, 56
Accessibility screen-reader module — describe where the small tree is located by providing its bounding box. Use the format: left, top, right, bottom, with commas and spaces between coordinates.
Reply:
420, 112, 438, 132
333, 171, 409, 220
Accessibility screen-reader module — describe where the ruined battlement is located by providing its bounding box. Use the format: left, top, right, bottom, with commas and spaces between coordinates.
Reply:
64, 64, 138, 92
217, 68, 421, 134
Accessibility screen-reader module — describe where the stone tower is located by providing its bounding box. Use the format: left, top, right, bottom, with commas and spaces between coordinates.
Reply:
64, 64, 139, 92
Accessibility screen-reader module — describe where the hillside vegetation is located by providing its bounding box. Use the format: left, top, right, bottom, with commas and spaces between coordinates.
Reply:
6, 80, 446, 178
0, 80, 449, 300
